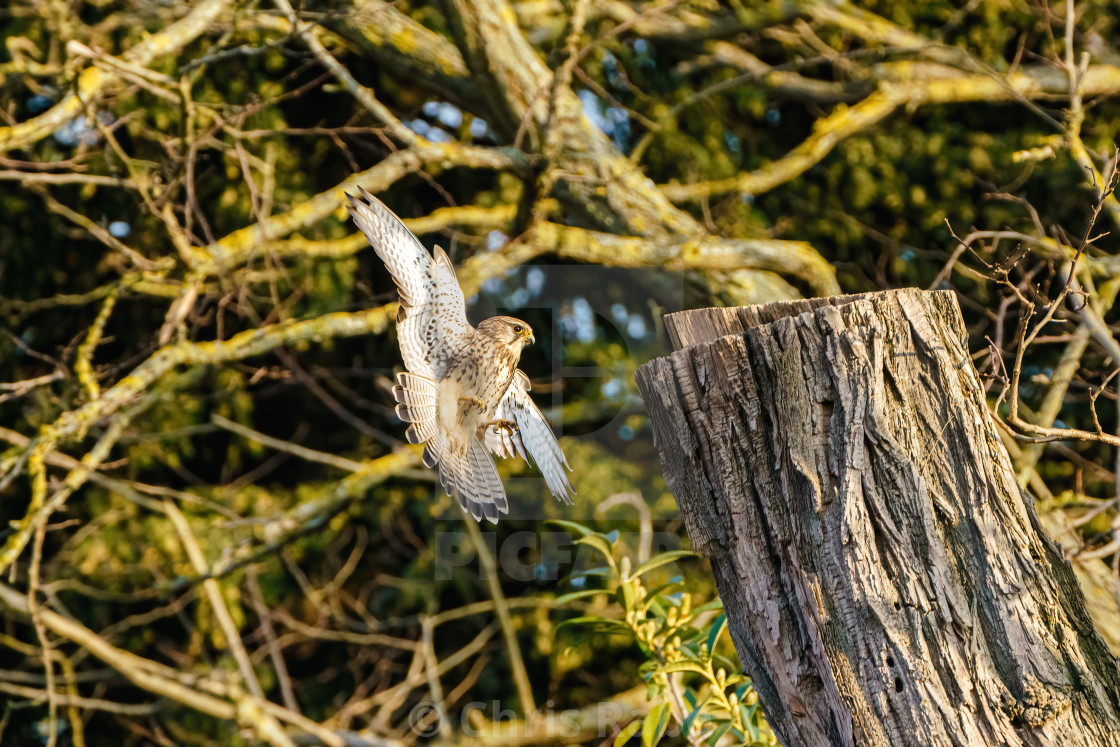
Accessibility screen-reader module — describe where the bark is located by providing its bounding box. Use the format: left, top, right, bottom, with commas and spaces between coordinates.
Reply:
439, 0, 700, 236
634, 289, 1120, 746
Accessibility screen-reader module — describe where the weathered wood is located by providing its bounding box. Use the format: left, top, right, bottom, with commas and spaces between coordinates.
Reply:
635, 289, 1120, 747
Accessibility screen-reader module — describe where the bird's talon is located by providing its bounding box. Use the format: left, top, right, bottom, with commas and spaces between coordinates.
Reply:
458, 395, 487, 414
488, 419, 518, 436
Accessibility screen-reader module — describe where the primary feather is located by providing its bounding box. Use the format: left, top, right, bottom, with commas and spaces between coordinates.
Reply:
346, 186, 471, 380
347, 189, 575, 522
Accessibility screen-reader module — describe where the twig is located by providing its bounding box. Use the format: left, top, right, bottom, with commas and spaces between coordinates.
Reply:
28, 521, 58, 747
161, 500, 271, 703
74, 289, 118, 400
335, 623, 498, 726
275, 351, 399, 448
420, 617, 450, 738
660, 87, 906, 202
0, 681, 158, 716
211, 414, 367, 472
0, 0, 230, 153
0, 581, 240, 721
1003, 155, 1120, 446
270, 0, 419, 146
247, 567, 299, 712
462, 517, 536, 714
0, 170, 135, 187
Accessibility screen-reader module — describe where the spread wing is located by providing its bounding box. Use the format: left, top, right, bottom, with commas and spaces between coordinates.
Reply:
346, 187, 472, 380
486, 371, 575, 504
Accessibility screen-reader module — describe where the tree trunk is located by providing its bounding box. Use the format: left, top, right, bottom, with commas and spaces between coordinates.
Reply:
634, 289, 1120, 747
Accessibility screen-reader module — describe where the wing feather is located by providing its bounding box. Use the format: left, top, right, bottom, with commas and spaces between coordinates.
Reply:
485, 371, 575, 504
346, 188, 472, 380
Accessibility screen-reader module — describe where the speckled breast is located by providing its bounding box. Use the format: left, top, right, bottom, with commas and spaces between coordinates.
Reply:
445, 337, 520, 409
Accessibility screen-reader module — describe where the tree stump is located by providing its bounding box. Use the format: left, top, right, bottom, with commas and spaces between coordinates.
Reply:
634, 289, 1120, 746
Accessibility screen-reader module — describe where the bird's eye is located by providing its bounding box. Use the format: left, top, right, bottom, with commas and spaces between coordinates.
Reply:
513, 325, 523, 334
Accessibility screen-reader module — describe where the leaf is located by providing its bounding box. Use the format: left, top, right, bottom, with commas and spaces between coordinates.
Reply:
713, 653, 740, 673
576, 534, 618, 567
644, 596, 668, 620
678, 640, 703, 660
561, 630, 615, 652
553, 589, 610, 605
621, 579, 638, 609
674, 625, 703, 640
633, 550, 697, 578
690, 599, 725, 615
706, 613, 727, 656
707, 720, 732, 747
642, 701, 670, 747
682, 694, 710, 738
739, 704, 761, 740
653, 660, 710, 678
642, 580, 685, 601
556, 615, 629, 630
640, 593, 667, 616
546, 519, 597, 537
570, 566, 612, 580
555, 617, 631, 638
613, 719, 642, 747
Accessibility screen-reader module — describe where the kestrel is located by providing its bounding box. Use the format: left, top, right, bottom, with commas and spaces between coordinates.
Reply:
347, 188, 575, 522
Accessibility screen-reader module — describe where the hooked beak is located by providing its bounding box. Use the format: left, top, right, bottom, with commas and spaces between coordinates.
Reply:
527, 332, 536, 345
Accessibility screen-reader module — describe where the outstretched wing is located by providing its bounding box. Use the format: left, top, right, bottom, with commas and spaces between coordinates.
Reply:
486, 371, 575, 504
346, 187, 472, 380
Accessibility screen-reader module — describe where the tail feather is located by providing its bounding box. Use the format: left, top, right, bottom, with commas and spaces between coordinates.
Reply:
393, 372, 437, 434
470, 439, 508, 514
395, 371, 509, 523
394, 394, 435, 421
406, 421, 436, 445
427, 431, 509, 524
429, 431, 457, 496
436, 433, 469, 499
462, 440, 505, 523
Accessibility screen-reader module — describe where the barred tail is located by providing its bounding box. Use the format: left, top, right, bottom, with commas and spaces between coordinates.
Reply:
393, 372, 437, 445
425, 431, 508, 524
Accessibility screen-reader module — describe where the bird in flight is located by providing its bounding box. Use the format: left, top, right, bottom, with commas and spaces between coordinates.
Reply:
347, 188, 574, 522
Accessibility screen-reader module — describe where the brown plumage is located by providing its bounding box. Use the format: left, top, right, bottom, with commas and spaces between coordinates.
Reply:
346, 189, 574, 522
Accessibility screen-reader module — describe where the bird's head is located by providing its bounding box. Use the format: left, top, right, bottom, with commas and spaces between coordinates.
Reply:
479, 316, 535, 348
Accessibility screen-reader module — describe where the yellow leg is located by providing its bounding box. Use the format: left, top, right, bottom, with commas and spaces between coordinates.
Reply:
457, 396, 487, 425
485, 419, 519, 436
458, 395, 487, 413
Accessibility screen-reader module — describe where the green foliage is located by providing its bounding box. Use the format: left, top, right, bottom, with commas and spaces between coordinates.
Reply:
553, 521, 776, 746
